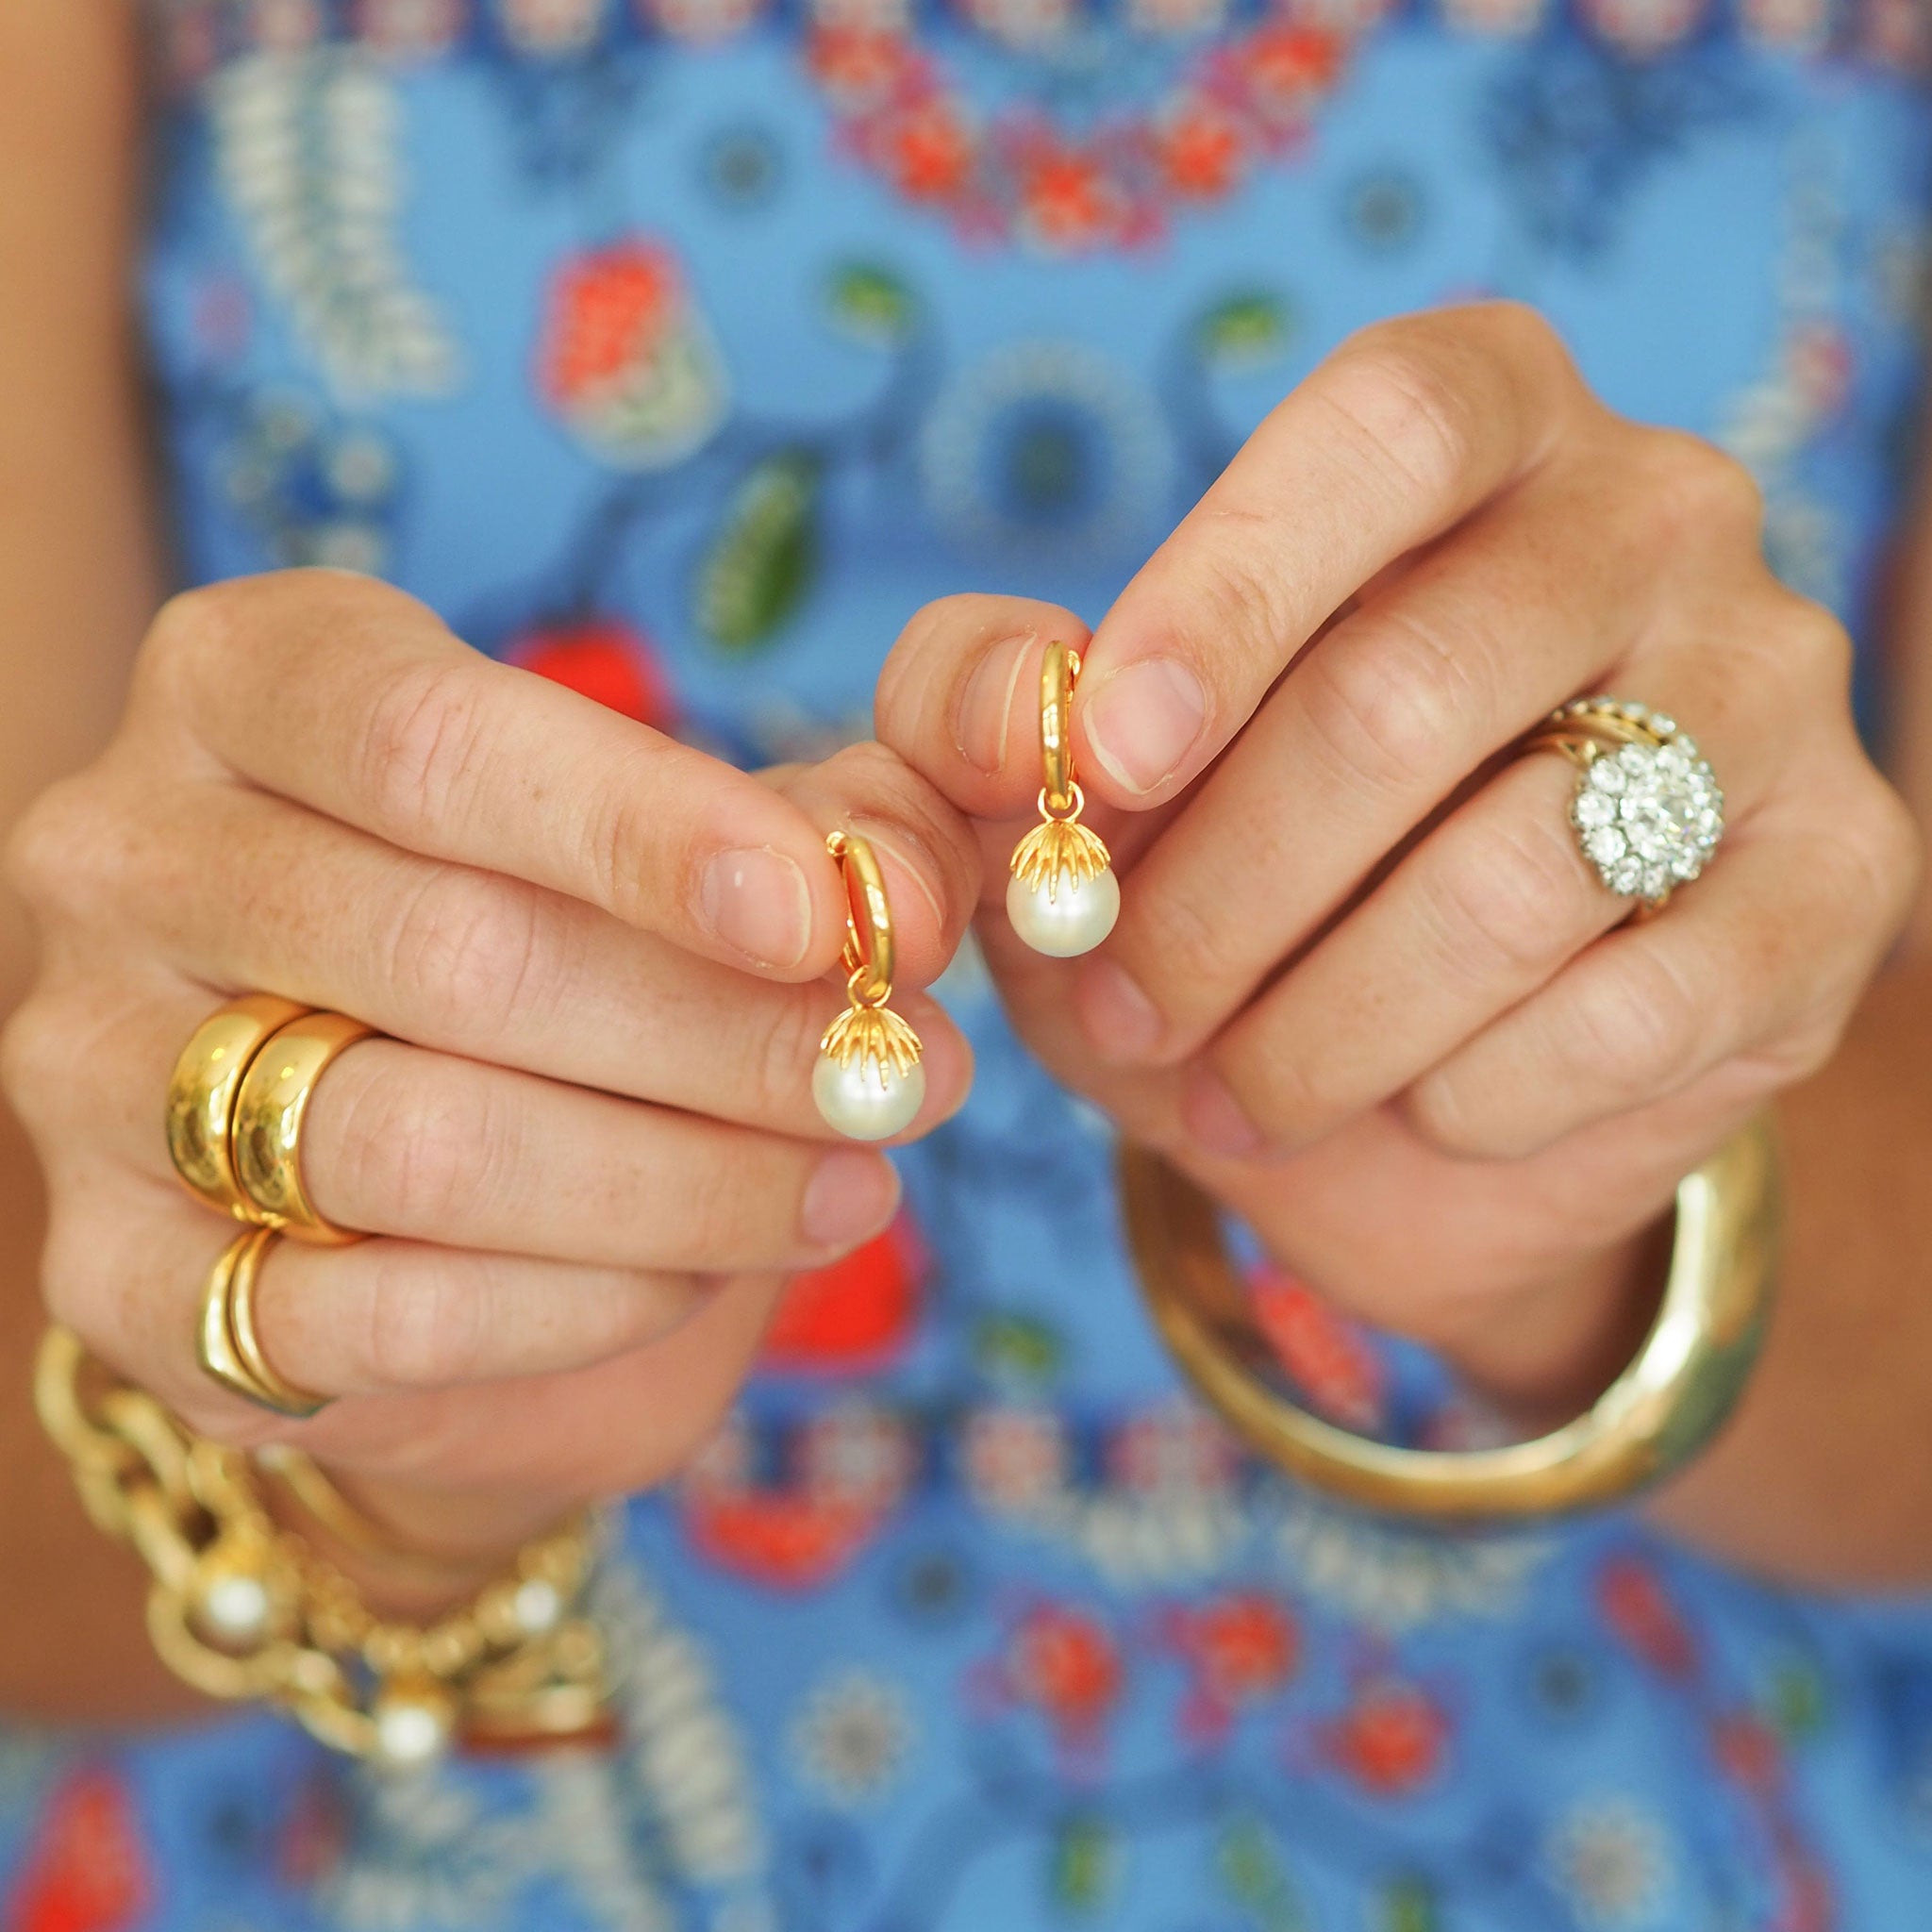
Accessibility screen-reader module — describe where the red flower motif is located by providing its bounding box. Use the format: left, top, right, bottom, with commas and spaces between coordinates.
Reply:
1014, 142, 1133, 251
540, 242, 685, 411
686, 1493, 890, 1591
761, 1216, 926, 1374
987, 1604, 1125, 1756
1235, 25, 1346, 106
505, 618, 677, 728
807, 26, 923, 106
878, 99, 978, 202
7, 1768, 152, 1932
1316, 1676, 1451, 1796
1157, 100, 1251, 199
1163, 1591, 1301, 1740
1249, 1267, 1386, 1434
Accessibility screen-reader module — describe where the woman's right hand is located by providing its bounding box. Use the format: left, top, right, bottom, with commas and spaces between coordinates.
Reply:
0, 569, 978, 1574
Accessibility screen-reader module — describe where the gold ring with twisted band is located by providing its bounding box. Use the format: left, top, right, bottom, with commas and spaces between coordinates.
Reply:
195, 1224, 332, 1419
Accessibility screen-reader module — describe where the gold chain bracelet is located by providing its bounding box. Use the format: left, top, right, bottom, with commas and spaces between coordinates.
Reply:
34, 1324, 615, 1764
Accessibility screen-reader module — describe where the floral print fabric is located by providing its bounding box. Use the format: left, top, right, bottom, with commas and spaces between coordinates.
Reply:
7, 2, 1932, 1926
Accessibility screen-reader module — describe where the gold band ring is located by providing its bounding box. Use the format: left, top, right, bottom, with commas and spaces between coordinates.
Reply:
196, 1224, 331, 1419
232, 1011, 377, 1246
165, 996, 313, 1220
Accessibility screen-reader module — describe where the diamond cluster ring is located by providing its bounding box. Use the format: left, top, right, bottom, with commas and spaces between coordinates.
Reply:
1525, 697, 1725, 911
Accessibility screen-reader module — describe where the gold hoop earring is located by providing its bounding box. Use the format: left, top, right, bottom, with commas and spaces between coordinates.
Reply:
812, 830, 926, 1141
1007, 640, 1120, 958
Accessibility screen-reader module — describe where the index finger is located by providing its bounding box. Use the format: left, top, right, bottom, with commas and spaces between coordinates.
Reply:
149, 569, 851, 977
1073, 302, 1586, 807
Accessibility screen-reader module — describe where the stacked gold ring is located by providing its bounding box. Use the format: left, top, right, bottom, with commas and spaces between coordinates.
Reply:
196, 1224, 331, 1419
167, 997, 380, 1417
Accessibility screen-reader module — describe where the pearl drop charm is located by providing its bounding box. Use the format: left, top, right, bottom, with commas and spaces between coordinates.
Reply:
812, 1049, 926, 1141
1008, 640, 1121, 960
1005, 863, 1120, 958
815, 828, 926, 1143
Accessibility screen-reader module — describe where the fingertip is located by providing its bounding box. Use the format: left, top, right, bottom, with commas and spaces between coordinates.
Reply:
876, 594, 1092, 817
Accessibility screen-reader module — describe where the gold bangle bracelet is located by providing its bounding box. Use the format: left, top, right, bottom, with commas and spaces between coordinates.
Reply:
1122, 1113, 1780, 1521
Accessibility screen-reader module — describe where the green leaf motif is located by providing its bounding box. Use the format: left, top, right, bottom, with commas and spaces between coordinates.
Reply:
1380, 1874, 1438, 1932
973, 1312, 1066, 1386
1216, 1816, 1305, 1931
1196, 291, 1293, 370
826, 262, 917, 345
697, 451, 821, 653
1051, 1815, 1120, 1914
1765, 1657, 1830, 1741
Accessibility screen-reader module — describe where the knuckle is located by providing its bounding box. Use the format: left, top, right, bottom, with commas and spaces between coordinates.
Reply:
4, 777, 105, 920
134, 585, 235, 704
667, 1153, 752, 1266
1299, 605, 1483, 799
580, 743, 700, 930
1139, 883, 1229, 1010
1565, 946, 1705, 1104
388, 867, 549, 1034
1167, 509, 1305, 683
0, 999, 59, 1127
359, 1247, 481, 1391
337, 1067, 480, 1234
1832, 778, 1923, 936
37, 1209, 102, 1332
1763, 591, 1853, 697
748, 992, 829, 1124
1426, 807, 1596, 982
1642, 431, 1764, 544
1404, 1072, 1511, 1160
1319, 327, 1484, 505
358, 659, 492, 848
1212, 1033, 1332, 1143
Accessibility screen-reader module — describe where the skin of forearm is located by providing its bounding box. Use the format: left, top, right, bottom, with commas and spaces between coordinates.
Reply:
1641, 955, 1932, 1586
0, 6, 202, 1724
1641, 418, 1932, 1588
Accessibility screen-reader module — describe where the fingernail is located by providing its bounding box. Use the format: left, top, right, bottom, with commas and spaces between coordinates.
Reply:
952, 634, 1033, 774
699, 846, 811, 968
1077, 958, 1163, 1061
800, 1151, 901, 1248
1083, 658, 1208, 796
1182, 1066, 1265, 1158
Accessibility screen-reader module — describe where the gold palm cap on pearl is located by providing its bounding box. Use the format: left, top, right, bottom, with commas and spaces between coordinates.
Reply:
812, 829, 926, 1142
1007, 641, 1122, 958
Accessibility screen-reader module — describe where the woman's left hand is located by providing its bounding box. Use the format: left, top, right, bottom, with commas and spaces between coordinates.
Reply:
877, 301, 1922, 1414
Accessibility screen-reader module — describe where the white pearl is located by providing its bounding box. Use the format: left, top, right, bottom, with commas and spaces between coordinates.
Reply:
374, 1692, 454, 1769
198, 1573, 272, 1644
512, 1577, 563, 1634
812, 1051, 925, 1141
1007, 865, 1121, 958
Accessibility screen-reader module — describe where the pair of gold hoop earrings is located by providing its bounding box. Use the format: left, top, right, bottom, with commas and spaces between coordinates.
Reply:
812, 641, 1117, 1142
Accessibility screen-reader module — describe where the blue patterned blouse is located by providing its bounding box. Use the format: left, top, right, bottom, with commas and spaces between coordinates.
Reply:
6, 2, 1932, 1927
